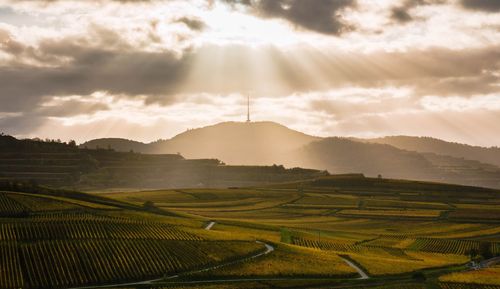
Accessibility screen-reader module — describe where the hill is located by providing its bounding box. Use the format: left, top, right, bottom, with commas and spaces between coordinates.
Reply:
79, 122, 500, 189
0, 134, 325, 189
295, 137, 500, 188
80, 137, 148, 152
363, 136, 500, 167
295, 138, 437, 179
82, 121, 320, 165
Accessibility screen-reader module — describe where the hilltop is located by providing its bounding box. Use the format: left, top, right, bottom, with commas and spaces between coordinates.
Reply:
81, 137, 148, 152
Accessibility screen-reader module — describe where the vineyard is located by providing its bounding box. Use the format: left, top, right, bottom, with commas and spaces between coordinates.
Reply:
0, 173, 500, 288
6, 239, 260, 289
408, 238, 500, 255
288, 232, 500, 258
0, 190, 264, 289
439, 283, 500, 289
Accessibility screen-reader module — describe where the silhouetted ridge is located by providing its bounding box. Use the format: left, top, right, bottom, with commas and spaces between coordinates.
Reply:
364, 136, 500, 167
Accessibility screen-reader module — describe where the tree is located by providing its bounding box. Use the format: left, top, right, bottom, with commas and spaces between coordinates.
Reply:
143, 201, 156, 210
68, 140, 77, 147
412, 271, 426, 282
468, 248, 478, 260
479, 242, 493, 259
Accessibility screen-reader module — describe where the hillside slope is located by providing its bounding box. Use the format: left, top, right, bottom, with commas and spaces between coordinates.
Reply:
364, 136, 500, 167
1, 134, 325, 189
78, 122, 500, 189
295, 137, 500, 188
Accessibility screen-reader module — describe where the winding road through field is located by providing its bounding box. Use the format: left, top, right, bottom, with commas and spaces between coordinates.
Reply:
67, 220, 370, 289
339, 256, 369, 280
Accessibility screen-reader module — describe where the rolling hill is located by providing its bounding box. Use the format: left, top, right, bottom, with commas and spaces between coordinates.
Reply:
148, 121, 320, 165
80, 137, 148, 152
81, 121, 319, 165
80, 122, 500, 189
363, 136, 500, 167
296, 137, 500, 188
0, 134, 325, 189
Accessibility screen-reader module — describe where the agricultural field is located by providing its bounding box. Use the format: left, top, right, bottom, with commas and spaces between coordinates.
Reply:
98, 175, 500, 288
440, 265, 500, 285
0, 189, 265, 289
195, 243, 358, 277
1, 174, 500, 288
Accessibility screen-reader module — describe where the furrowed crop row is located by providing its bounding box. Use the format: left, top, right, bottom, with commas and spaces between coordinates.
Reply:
0, 242, 23, 289
408, 238, 500, 255
364, 237, 405, 247
439, 282, 500, 289
0, 192, 27, 215
0, 221, 201, 241
6, 194, 80, 212
31, 212, 146, 223
292, 237, 353, 251
292, 237, 420, 260
14, 240, 230, 289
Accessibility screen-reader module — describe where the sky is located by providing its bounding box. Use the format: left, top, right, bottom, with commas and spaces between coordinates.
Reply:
0, 0, 499, 146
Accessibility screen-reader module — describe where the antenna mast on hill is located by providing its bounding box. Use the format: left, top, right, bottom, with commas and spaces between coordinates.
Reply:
246, 92, 251, 123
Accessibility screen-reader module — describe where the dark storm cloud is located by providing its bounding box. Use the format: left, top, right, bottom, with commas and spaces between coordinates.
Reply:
223, 0, 356, 35
0, 28, 190, 111
0, 51, 189, 111
390, 0, 446, 23
460, 0, 500, 12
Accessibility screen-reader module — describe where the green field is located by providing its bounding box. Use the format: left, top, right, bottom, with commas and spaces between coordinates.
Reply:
1, 174, 500, 288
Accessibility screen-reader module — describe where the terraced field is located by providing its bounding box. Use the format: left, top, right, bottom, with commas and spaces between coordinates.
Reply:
100, 175, 500, 288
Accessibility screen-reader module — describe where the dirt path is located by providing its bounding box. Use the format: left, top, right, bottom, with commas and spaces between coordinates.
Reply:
339, 256, 369, 280
480, 256, 500, 268
204, 221, 216, 230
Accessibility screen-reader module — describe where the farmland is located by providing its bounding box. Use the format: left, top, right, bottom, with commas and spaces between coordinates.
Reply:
0, 174, 499, 288
100, 174, 500, 288
0, 189, 265, 289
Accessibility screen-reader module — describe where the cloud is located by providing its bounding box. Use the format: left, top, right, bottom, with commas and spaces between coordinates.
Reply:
175, 17, 206, 31
460, 0, 500, 12
390, 0, 446, 23
1, 24, 499, 113
37, 98, 110, 117
223, 0, 356, 35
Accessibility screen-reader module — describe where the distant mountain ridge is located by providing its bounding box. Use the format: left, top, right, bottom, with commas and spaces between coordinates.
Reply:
80, 121, 500, 188
360, 136, 500, 167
